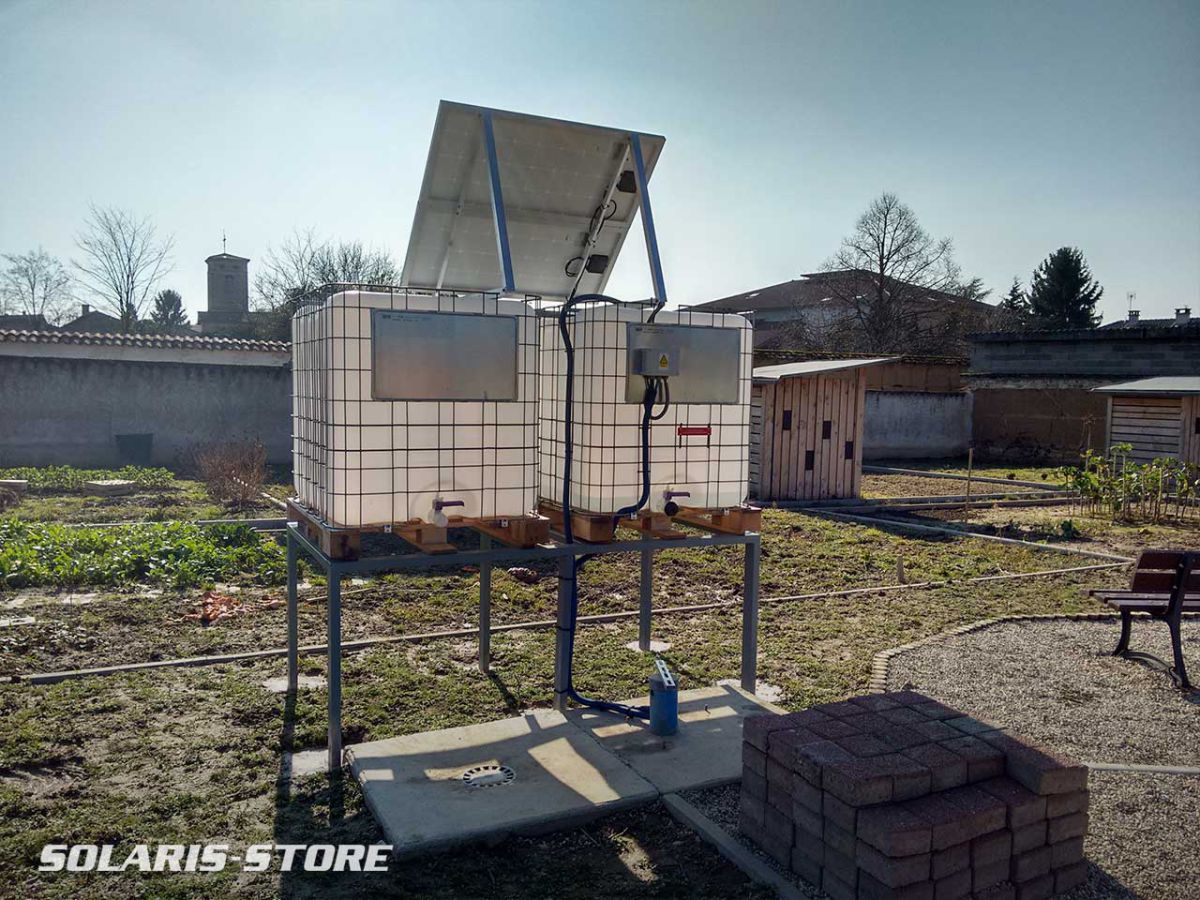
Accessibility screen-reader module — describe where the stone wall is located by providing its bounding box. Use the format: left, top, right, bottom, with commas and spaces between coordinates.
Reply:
972, 387, 1107, 464
0, 355, 291, 467
863, 392, 972, 460
969, 326, 1200, 379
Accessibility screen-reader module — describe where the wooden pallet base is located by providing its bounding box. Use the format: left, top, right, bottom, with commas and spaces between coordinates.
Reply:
537, 501, 761, 542
287, 501, 551, 559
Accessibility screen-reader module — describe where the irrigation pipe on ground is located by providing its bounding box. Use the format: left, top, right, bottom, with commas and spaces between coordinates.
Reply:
863, 465, 1059, 491
14, 559, 1127, 684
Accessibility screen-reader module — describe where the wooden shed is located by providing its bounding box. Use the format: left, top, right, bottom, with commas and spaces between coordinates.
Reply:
750, 358, 895, 501
1094, 377, 1200, 465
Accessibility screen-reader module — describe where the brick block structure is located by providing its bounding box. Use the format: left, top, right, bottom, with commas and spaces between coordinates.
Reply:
740, 692, 1089, 899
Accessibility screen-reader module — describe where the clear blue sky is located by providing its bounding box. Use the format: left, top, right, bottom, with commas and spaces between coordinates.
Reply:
1, 0, 1197, 325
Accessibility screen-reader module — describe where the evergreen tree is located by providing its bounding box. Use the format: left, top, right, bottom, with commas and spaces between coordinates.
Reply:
148, 288, 188, 330
1028, 248, 1102, 328
1000, 277, 1028, 315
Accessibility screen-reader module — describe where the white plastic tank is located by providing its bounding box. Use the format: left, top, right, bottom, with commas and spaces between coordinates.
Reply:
293, 288, 539, 528
538, 303, 753, 515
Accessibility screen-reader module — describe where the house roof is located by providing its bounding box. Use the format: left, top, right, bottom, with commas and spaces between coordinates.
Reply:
752, 357, 897, 383
692, 269, 985, 314
205, 253, 251, 263
1093, 376, 1200, 396
0, 328, 287, 353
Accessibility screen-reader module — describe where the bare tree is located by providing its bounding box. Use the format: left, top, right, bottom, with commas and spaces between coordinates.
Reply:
816, 193, 986, 354
73, 205, 174, 331
1, 248, 74, 324
252, 228, 399, 339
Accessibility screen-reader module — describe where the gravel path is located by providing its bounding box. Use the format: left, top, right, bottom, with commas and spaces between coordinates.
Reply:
886, 618, 1199, 767
885, 617, 1200, 899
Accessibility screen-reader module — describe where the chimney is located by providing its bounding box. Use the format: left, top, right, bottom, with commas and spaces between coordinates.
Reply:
81, 303, 90, 316
1176, 307, 1192, 324
1127, 309, 1139, 322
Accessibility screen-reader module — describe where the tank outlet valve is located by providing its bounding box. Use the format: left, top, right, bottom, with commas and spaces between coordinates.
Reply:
662, 490, 690, 517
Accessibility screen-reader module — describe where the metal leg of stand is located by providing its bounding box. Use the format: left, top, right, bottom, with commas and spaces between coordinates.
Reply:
286, 532, 299, 693
479, 535, 492, 673
741, 537, 761, 694
554, 554, 573, 712
639, 547, 653, 651
327, 567, 342, 772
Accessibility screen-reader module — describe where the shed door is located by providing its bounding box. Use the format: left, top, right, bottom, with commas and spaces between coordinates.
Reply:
1109, 397, 1182, 463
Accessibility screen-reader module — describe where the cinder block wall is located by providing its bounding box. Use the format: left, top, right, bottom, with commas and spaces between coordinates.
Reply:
970, 329, 1200, 378
0, 356, 291, 467
863, 392, 972, 460
972, 388, 1106, 464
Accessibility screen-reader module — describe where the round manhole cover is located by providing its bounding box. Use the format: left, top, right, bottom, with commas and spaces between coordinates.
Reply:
462, 764, 515, 789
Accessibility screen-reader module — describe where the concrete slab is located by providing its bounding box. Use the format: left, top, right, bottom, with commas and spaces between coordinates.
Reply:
83, 479, 135, 496
283, 749, 328, 779
566, 684, 785, 794
624, 639, 672, 652
346, 709, 658, 857
262, 675, 326, 693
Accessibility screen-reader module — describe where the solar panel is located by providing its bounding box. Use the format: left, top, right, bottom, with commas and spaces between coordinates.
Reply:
400, 101, 666, 300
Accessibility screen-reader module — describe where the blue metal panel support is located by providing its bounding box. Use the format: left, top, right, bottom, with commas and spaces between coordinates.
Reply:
478, 534, 492, 672
741, 536, 761, 693
638, 547, 653, 651
629, 132, 667, 304
286, 532, 298, 693
327, 567, 343, 772
482, 111, 516, 293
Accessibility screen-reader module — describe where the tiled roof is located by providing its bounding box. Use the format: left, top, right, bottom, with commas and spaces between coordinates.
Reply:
0, 328, 289, 353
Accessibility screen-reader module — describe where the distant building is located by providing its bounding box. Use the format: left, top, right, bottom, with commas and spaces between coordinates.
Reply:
1100, 306, 1192, 330
60, 303, 122, 333
0, 313, 54, 331
197, 252, 253, 337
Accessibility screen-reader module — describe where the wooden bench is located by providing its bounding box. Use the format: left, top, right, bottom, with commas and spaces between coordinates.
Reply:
1089, 550, 1199, 689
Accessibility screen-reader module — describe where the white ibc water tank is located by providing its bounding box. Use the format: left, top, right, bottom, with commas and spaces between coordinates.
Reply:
293, 288, 539, 528
538, 303, 752, 515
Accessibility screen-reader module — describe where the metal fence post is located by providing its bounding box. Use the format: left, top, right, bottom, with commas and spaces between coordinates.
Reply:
479, 534, 492, 673
286, 530, 299, 694
327, 567, 343, 772
553, 554, 573, 712
741, 536, 761, 694
639, 546, 653, 651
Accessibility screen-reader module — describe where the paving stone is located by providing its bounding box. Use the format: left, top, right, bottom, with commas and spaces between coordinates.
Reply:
884, 690, 935, 707
980, 732, 1087, 796
972, 859, 1010, 892
879, 723, 932, 752
769, 725, 826, 767
904, 743, 969, 792
881, 706, 933, 727
1011, 845, 1052, 883
1049, 836, 1084, 868
1011, 820, 1047, 855
857, 840, 930, 888
792, 798, 823, 841
978, 777, 1047, 828
904, 793, 975, 851
939, 785, 1008, 842
933, 867, 972, 900
743, 743, 766, 778
884, 753, 934, 800
1045, 790, 1088, 819
738, 791, 765, 827
971, 829, 1013, 869
850, 694, 904, 713
1053, 860, 1088, 894
764, 801, 793, 846
858, 804, 934, 857
824, 819, 856, 859
743, 767, 766, 801
972, 883, 1015, 900
859, 870, 936, 900
822, 868, 857, 900
824, 842, 858, 884
1046, 812, 1088, 843
940, 736, 1005, 782
791, 843, 823, 886
821, 699, 869, 718
739, 811, 766, 844
910, 699, 961, 721
795, 739, 857, 787
1014, 872, 1054, 900
767, 755, 793, 790
811, 716, 866, 740
824, 789, 858, 832
843, 711, 895, 734
825, 758, 897, 806
836, 732, 896, 758
908, 718, 961, 743
944, 716, 1000, 736
931, 841, 969, 879
792, 770, 823, 812
744, 709, 832, 751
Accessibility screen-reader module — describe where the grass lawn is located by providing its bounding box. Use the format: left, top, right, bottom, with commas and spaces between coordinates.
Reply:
860, 472, 1042, 499
7, 479, 284, 524
2, 502, 1184, 898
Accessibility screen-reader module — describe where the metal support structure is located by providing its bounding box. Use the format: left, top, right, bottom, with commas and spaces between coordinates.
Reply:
553, 555, 574, 712
327, 568, 343, 773
628, 132, 667, 304
639, 548, 653, 651
284, 523, 761, 770
286, 536, 299, 693
478, 534, 492, 673
481, 110, 516, 293
741, 536, 761, 693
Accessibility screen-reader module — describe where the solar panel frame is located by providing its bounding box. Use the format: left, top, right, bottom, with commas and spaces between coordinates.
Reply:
401, 100, 666, 300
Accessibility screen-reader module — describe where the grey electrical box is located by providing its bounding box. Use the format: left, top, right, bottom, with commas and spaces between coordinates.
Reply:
371, 309, 519, 401
625, 323, 740, 404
